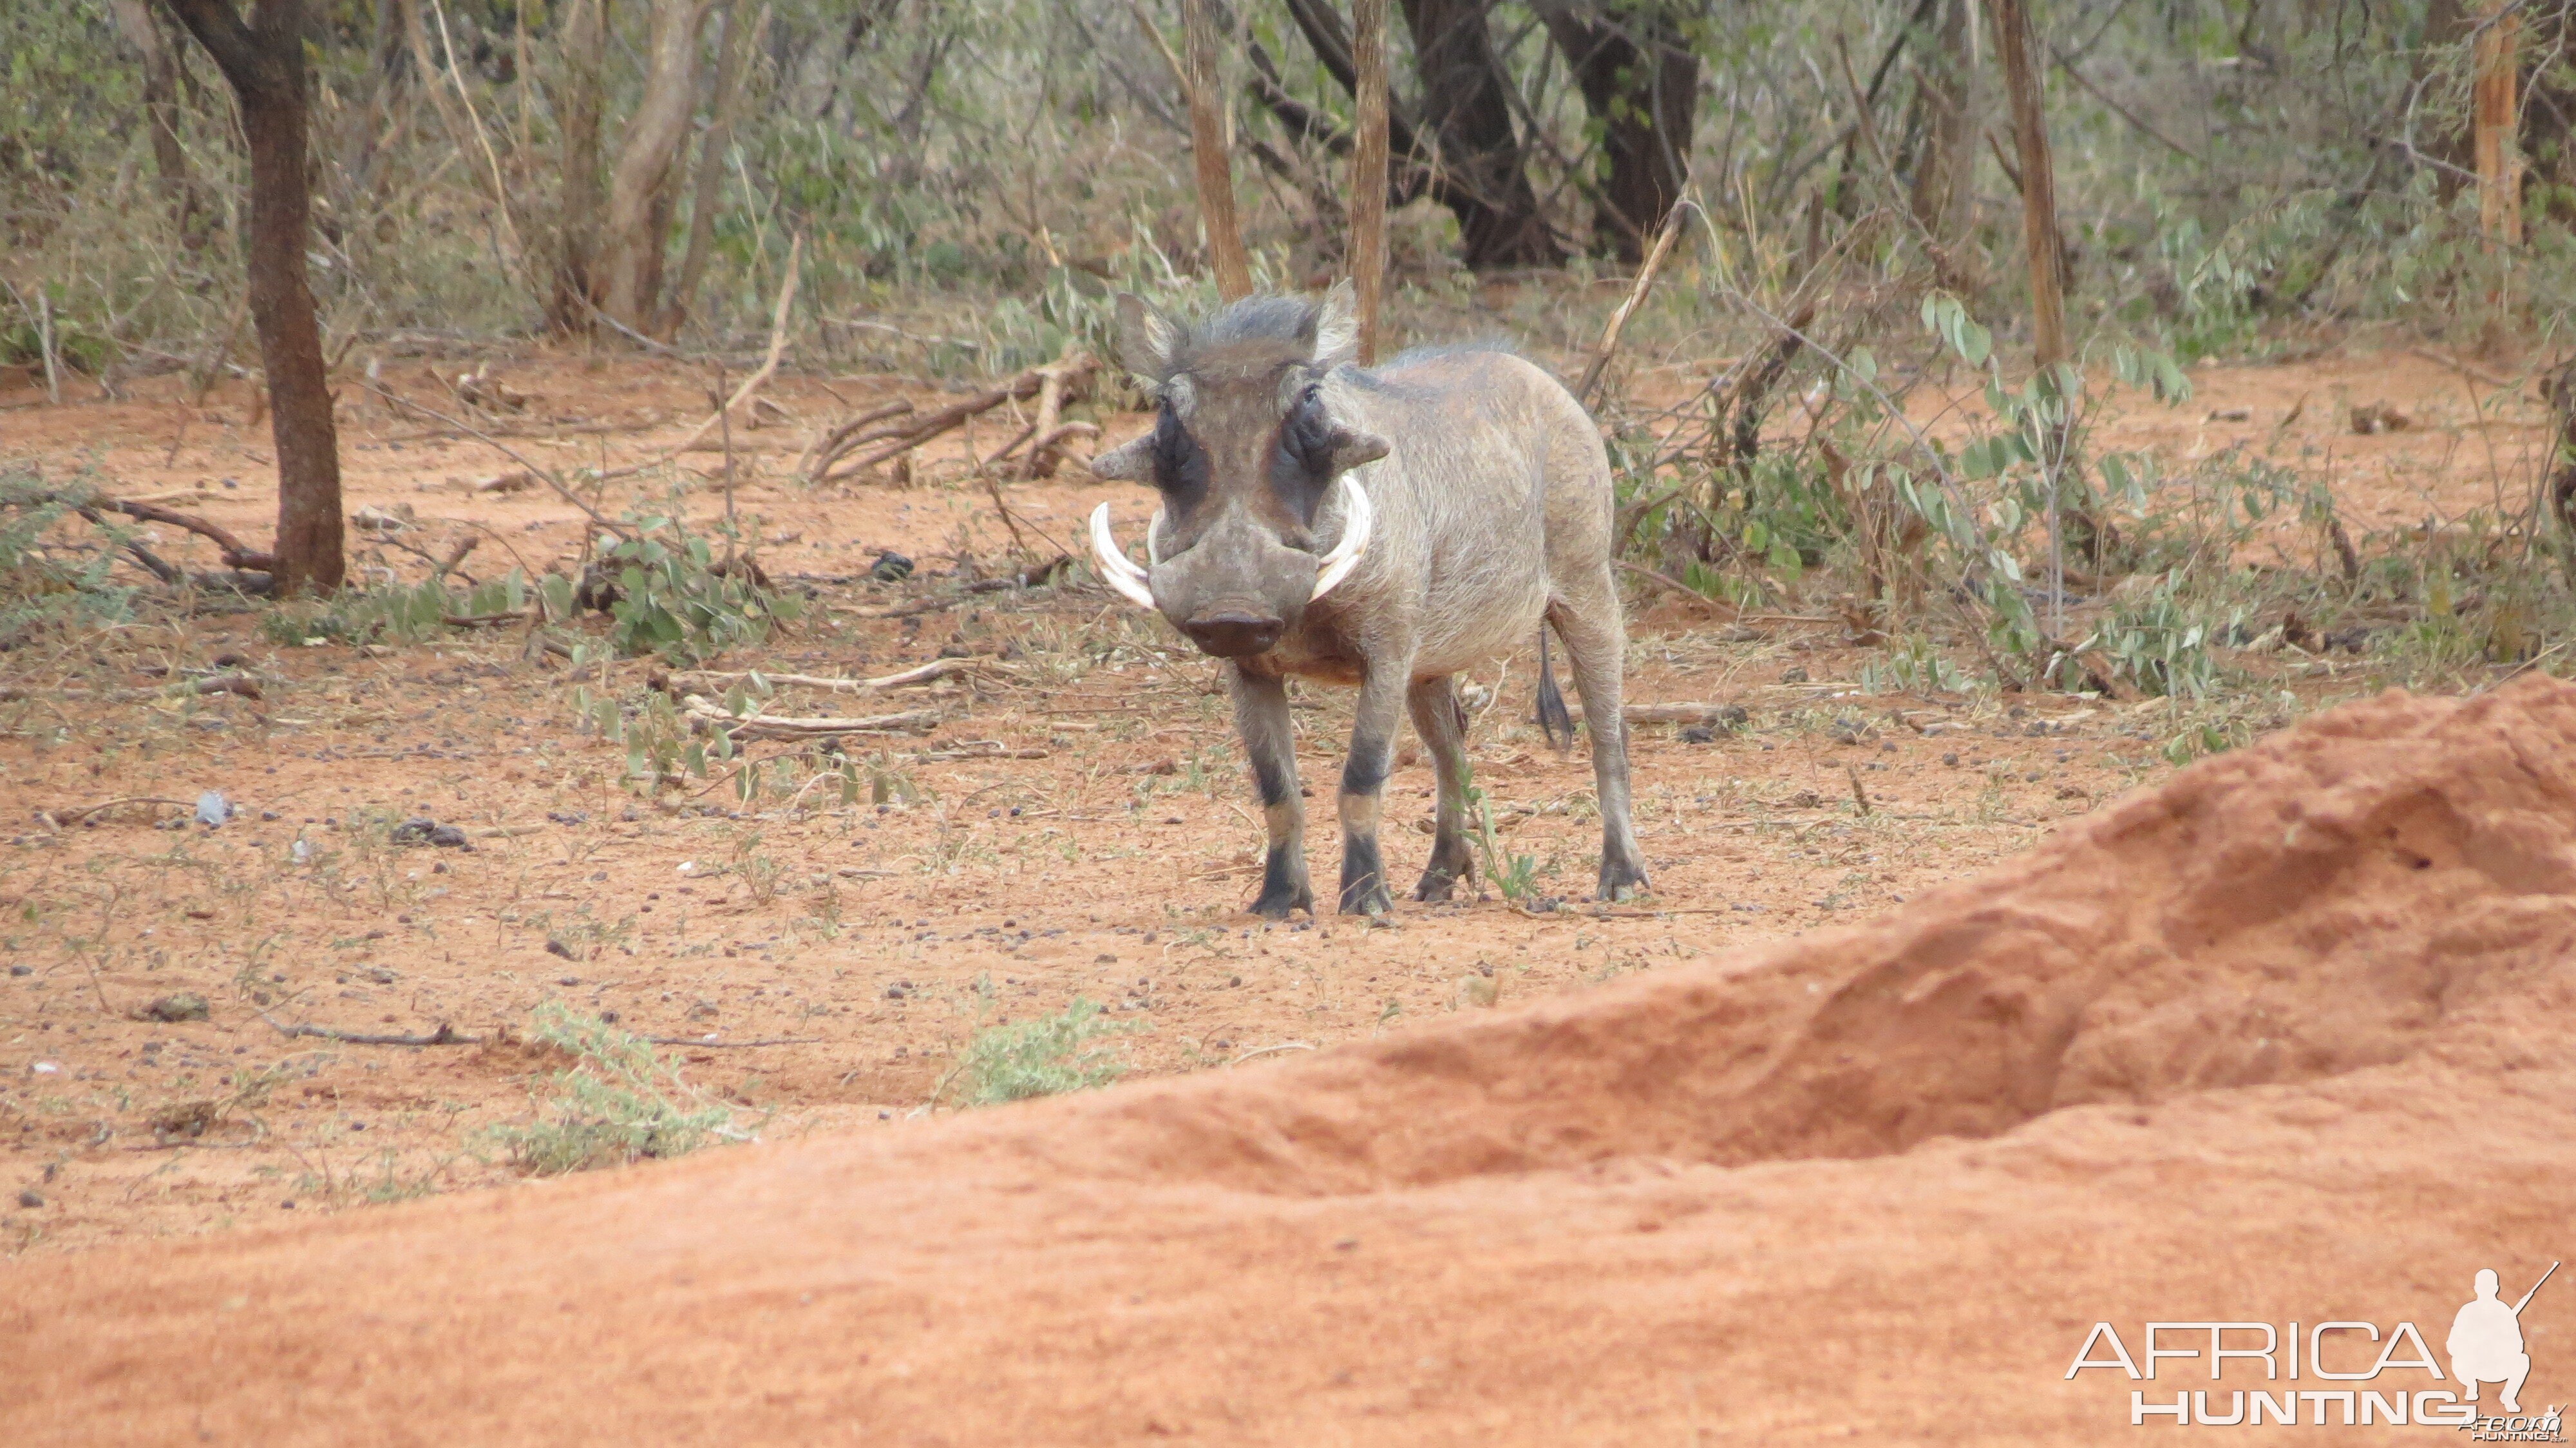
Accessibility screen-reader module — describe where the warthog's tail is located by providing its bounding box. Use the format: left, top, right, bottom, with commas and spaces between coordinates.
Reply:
1534, 625, 1575, 752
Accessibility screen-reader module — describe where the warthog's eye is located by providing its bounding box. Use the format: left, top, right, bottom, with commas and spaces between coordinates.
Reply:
1274, 385, 1336, 507
1150, 402, 1211, 506
1267, 395, 1338, 531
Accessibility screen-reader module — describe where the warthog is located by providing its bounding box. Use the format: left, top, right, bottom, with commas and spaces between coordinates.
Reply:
1088, 285, 1644, 916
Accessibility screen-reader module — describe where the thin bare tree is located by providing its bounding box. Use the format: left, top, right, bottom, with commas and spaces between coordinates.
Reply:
157, 0, 346, 594
1350, 0, 1391, 361
1987, 0, 2065, 368
2474, 0, 2524, 245
552, 0, 611, 332
1183, 0, 1255, 299
600, 0, 710, 329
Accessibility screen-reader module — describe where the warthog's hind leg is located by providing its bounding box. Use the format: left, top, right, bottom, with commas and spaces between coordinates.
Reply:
1544, 594, 1648, 900
1406, 675, 1475, 901
1230, 666, 1313, 918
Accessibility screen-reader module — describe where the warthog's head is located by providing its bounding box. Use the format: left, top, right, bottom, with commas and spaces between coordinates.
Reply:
1088, 287, 1387, 659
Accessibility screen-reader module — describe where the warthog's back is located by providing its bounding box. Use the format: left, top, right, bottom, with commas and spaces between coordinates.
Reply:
1331, 347, 1614, 672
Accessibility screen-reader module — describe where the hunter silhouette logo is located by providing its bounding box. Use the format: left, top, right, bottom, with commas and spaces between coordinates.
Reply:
2064, 1261, 2562, 1432
2454, 1264, 2555, 1415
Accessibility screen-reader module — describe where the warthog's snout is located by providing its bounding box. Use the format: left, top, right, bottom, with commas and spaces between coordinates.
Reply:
1180, 608, 1283, 658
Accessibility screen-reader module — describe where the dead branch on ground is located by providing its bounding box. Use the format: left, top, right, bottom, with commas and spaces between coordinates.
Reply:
795, 399, 916, 481
820, 352, 1097, 482
681, 696, 943, 741
672, 232, 803, 456
654, 657, 991, 696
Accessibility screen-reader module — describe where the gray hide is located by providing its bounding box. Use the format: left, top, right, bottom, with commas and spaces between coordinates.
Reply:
1090, 285, 1645, 915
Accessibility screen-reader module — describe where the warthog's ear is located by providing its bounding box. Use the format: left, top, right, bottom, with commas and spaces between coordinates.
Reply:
1114, 292, 1184, 383
1326, 425, 1389, 474
1089, 431, 1153, 482
1312, 280, 1359, 370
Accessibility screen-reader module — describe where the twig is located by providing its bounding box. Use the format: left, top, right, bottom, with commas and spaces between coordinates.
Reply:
1616, 560, 1737, 616
1845, 761, 1873, 816
829, 354, 1095, 479
189, 298, 252, 407
49, 797, 194, 823
796, 399, 916, 481
1564, 702, 1740, 725
681, 696, 943, 740
673, 232, 803, 457
661, 658, 989, 694
2406, 345, 2521, 392
643, 1035, 823, 1048
36, 288, 61, 406
75, 495, 276, 571
357, 377, 636, 541
257, 1009, 481, 1047
1576, 199, 1694, 406
427, 0, 530, 275
1226, 1041, 1316, 1066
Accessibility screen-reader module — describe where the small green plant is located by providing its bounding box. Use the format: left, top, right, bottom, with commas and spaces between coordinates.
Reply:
261, 569, 540, 647
948, 996, 1136, 1106
2085, 569, 2233, 699
1860, 633, 1975, 694
1453, 759, 1540, 903
489, 1003, 739, 1174
596, 510, 799, 665
0, 469, 137, 643
733, 832, 786, 905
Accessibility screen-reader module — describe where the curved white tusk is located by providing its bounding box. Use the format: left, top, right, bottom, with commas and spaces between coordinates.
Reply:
1088, 502, 1156, 609
1146, 508, 1168, 566
1309, 476, 1374, 601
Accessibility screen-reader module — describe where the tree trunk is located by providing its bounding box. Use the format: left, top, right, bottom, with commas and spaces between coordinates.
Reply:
110, 0, 207, 243
1183, 0, 1255, 300
659, 0, 761, 339
1398, 0, 1562, 270
158, 0, 346, 596
2474, 0, 2524, 245
1350, 0, 1392, 361
1906, 0, 1976, 284
599, 0, 706, 331
551, 0, 611, 332
1986, 0, 2065, 367
1536, 2, 1700, 262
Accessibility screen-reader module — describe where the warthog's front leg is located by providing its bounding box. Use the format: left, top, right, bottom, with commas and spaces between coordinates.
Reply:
1231, 665, 1314, 918
1406, 675, 1475, 902
1337, 660, 1411, 916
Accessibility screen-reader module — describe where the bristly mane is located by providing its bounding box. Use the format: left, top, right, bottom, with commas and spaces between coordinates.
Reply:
1189, 294, 1322, 353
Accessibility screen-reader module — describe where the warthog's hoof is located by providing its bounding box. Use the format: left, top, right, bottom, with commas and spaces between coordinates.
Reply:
1248, 883, 1313, 919
1338, 879, 1394, 917
1598, 855, 1649, 902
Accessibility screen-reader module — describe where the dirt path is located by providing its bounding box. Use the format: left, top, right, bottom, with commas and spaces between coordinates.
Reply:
6, 678, 2571, 1443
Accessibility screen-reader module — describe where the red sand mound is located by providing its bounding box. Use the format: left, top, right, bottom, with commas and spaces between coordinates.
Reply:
8, 679, 2575, 1445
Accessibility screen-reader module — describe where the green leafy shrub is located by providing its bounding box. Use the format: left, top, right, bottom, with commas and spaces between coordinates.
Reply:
596, 515, 799, 665
490, 1004, 739, 1174
951, 997, 1136, 1106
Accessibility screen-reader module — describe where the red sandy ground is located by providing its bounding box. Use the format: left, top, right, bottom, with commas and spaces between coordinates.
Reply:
0, 345, 2568, 1441
5, 677, 2572, 1443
